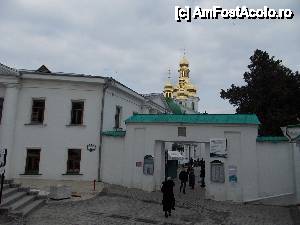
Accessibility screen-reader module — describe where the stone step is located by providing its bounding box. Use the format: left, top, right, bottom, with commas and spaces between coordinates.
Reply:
3, 180, 13, 185
7, 195, 36, 211
11, 199, 45, 217
2, 184, 10, 191
10, 183, 21, 189
2, 187, 18, 198
0, 192, 27, 207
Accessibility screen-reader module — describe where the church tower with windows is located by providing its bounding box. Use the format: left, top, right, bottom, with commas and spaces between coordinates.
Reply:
163, 56, 199, 113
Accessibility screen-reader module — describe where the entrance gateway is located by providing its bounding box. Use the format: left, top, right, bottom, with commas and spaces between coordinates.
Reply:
119, 114, 260, 202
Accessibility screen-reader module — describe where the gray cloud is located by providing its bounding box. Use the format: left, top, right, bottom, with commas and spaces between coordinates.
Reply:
0, 0, 299, 113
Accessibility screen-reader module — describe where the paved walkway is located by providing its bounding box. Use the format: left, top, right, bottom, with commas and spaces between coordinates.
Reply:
1, 179, 297, 225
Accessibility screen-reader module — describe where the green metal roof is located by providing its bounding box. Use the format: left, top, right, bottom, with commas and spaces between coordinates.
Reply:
165, 98, 182, 114
256, 136, 288, 142
125, 114, 260, 125
102, 130, 126, 137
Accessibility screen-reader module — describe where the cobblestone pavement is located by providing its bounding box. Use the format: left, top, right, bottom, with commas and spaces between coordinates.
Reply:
1, 179, 297, 225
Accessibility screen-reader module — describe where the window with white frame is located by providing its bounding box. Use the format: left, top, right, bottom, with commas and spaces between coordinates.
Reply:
25, 149, 41, 174
31, 99, 45, 124
67, 149, 81, 174
70, 101, 84, 125
114, 106, 122, 129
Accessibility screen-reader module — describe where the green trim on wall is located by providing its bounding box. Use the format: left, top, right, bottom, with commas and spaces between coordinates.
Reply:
102, 130, 126, 137
256, 136, 288, 142
125, 114, 260, 125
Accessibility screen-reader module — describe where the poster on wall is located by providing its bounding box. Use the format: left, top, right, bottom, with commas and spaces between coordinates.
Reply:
136, 162, 142, 167
143, 155, 154, 175
228, 165, 237, 183
210, 139, 227, 158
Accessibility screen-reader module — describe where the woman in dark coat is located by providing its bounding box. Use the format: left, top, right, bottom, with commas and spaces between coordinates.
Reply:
161, 177, 175, 217
189, 169, 195, 189
200, 158, 206, 187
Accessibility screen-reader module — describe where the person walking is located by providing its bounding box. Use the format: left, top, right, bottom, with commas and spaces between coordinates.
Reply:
161, 177, 175, 218
179, 167, 188, 194
200, 158, 206, 187
189, 169, 195, 189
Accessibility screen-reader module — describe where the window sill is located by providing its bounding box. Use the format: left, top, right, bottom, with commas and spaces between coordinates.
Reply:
62, 173, 83, 175
24, 123, 47, 127
66, 124, 86, 127
20, 173, 42, 176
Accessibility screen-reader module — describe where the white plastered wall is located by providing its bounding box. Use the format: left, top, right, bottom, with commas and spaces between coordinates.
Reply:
10, 79, 102, 181
103, 87, 143, 131
120, 123, 258, 202
101, 136, 125, 185
256, 142, 294, 197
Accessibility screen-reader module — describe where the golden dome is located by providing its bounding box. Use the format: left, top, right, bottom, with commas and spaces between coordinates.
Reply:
177, 87, 188, 99
179, 56, 189, 66
187, 83, 196, 91
164, 81, 173, 89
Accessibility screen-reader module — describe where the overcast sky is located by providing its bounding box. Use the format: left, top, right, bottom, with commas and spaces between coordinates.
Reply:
0, 0, 299, 113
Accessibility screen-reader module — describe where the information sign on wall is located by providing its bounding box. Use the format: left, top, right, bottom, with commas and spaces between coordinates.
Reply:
210, 139, 227, 158
228, 165, 237, 183
143, 155, 154, 175
136, 162, 142, 167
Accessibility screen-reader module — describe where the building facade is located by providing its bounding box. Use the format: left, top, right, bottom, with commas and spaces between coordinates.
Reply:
1, 62, 299, 206
0, 63, 168, 181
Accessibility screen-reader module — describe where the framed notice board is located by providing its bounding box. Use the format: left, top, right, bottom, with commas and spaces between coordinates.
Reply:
143, 155, 154, 175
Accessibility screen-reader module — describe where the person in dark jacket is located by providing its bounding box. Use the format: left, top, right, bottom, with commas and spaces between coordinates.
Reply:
179, 168, 188, 194
200, 158, 206, 187
161, 177, 175, 217
189, 169, 195, 189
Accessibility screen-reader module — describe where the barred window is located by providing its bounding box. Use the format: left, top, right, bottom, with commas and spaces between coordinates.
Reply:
25, 149, 41, 174
178, 127, 186, 137
67, 149, 81, 174
31, 99, 45, 123
210, 160, 225, 183
71, 101, 84, 125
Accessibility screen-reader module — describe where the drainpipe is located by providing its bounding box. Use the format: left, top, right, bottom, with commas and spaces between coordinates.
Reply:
98, 77, 114, 181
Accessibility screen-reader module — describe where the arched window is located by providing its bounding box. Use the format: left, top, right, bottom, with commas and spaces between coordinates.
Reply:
210, 160, 225, 183
191, 102, 195, 110
143, 155, 154, 175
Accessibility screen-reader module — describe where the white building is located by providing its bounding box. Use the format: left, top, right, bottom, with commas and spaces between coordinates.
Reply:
102, 114, 300, 205
1, 62, 299, 206
0, 63, 169, 182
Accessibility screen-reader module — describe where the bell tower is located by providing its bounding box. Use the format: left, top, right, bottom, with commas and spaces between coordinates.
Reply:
162, 55, 199, 112
163, 69, 173, 98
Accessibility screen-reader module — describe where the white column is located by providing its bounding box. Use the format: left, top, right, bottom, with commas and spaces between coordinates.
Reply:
0, 83, 20, 178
